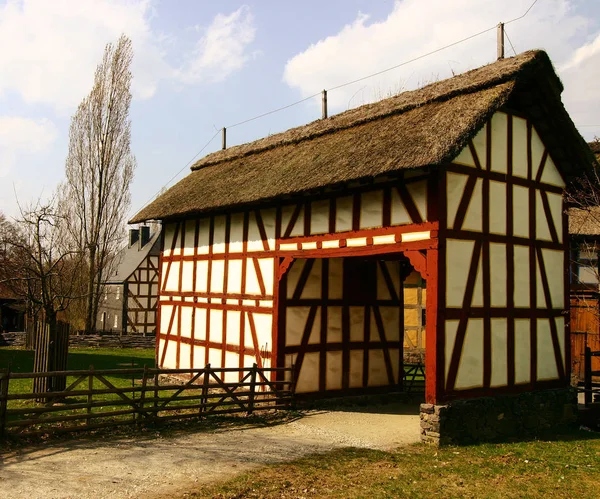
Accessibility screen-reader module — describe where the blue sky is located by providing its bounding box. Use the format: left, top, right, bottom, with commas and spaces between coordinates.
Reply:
1, 0, 599, 220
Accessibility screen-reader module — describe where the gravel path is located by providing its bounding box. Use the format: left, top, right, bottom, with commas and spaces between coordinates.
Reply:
0, 403, 420, 499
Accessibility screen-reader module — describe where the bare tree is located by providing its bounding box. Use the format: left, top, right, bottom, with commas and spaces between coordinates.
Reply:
61, 34, 136, 333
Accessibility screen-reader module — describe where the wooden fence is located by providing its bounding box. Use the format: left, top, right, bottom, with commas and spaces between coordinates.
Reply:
0, 364, 294, 439
581, 347, 600, 408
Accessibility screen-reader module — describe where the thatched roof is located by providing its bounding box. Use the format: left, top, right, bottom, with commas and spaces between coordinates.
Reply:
569, 207, 600, 236
132, 50, 596, 223
589, 141, 600, 161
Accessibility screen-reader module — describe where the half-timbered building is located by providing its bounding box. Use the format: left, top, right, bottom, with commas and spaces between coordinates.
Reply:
97, 226, 160, 334
132, 51, 597, 443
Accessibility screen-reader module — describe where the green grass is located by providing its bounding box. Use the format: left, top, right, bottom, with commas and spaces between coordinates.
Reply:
188, 430, 600, 498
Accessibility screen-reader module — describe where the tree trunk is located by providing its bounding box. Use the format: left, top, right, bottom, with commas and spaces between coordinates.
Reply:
84, 248, 96, 334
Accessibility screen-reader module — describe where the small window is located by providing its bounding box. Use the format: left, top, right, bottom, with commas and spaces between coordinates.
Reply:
577, 244, 599, 284
115, 287, 120, 300
113, 315, 118, 328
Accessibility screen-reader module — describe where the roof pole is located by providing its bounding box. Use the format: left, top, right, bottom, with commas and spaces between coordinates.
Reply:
497, 22, 505, 60
222, 127, 227, 150
322, 89, 328, 119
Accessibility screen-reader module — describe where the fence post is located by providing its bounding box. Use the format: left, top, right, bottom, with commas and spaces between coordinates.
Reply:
87, 364, 94, 428
290, 363, 296, 410
585, 346, 592, 407
248, 363, 257, 415
138, 365, 148, 426
153, 371, 159, 425
0, 367, 10, 439
200, 363, 211, 416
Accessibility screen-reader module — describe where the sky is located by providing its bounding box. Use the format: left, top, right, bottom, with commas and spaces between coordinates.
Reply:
1, 0, 600, 221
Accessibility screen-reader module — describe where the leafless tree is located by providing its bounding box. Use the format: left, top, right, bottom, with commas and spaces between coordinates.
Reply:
61, 34, 136, 333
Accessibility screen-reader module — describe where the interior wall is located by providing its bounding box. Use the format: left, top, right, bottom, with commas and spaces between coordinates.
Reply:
282, 257, 406, 394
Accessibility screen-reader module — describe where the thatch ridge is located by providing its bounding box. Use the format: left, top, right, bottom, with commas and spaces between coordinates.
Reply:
192, 50, 554, 171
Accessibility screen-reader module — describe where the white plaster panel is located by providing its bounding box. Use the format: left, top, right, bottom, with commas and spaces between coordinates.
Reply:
489, 180, 507, 234
163, 223, 176, 257
349, 307, 365, 341
536, 191, 552, 241
446, 239, 476, 307
195, 260, 208, 293
490, 112, 508, 173
547, 192, 563, 243
197, 218, 210, 255
455, 318, 484, 390
347, 237, 367, 247
179, 343, 191, 369
260, 208, 277, 250
252, 313, 273, 346
210, 260, 225, 293
301, 259, 322, 299
512, 185, 530, 238
446, 172, 468, 228
209, 309, 223, 344
329, 258, 344, 299
322, 240, 340, 249
160, 304, 173, 334
281, 205, 298, 237
285, 307, 310, 346
245, 259, 261, 295
208, 348, 222, 368
139, 283, 149, 296
490, 243, 507, 307
368, 350, 389, 386
258, 258, 274, 295
259, 300, 273, 308
180, 306, 193, 338
537, 319, 559, 380
286, 259, 304, 299
302, 242, 318, 250
541, 156, 565, 188
296, 352, 319, 393
390, 187, 411, 225
445, 320, 459, 382
531, 127, 545, 180
327, 306, 343, 343
227, 260, 243, 294
407, 180, 427, 222
310, 200, 330, 234
360, 190, 383, 229
212, 215, 227, 254
514, 245, 530, 308
472, 122, 487, 166
514, 319, 530, 384
541, 249, 565, 309
160, 339, 177, 369
194, 308, 207, 341
224, 352, 240, 382
226, 311, 241, 346
229, 212, 244, 253
462, 178, 482, 232
452, 142, 476, 167
402, 231, 430, 242
373, 234, 396, 245
379, 306, 401, 342
326, 351, 343, 390
349, 350, 364, 388
556, 316, 565, 370
192, 345, 206, 368
308, 308, 322, 345
181, 261, 194, 292
280, 243, 297, 251
165, 262, 180, 291
512, 116, 528, 178
247, 211, 265, 252
335, 196, 353, 232
491, 318, 508, 387
183, 220, 196, 256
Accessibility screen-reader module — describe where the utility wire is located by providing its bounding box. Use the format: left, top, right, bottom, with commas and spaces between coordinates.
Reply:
135, 0, 541, 218
504, 27, 518, 56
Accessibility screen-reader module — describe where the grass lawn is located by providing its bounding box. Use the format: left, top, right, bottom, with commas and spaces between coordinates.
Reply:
191, 430, 600, 498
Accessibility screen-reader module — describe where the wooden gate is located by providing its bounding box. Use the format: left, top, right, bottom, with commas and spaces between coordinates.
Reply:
570, 296, 600, 380
32, 321, 70, 396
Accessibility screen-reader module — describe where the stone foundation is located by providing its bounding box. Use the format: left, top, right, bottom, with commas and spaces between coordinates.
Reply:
421, 388, 578, 445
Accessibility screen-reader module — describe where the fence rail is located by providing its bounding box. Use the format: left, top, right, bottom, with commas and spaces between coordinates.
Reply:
0, 364, 294, 438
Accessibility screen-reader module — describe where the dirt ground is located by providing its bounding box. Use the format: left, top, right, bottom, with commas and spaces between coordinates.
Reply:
0, 403, 420, 499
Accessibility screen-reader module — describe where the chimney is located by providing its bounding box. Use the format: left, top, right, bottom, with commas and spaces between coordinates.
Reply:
140, 226, 151, 248
129, 228, 140, 248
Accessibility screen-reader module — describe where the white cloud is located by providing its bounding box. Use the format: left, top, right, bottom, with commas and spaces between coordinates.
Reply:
0, 1, 256, 111
0, 117, 58, 175
177, 5, 256, 84
283, 0, 591, 115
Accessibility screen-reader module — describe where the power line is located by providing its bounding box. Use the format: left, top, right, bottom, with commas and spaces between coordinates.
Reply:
504, 27, 518, 56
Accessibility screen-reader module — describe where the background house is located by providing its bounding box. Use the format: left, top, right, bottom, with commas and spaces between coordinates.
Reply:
96, 224, 160, 334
